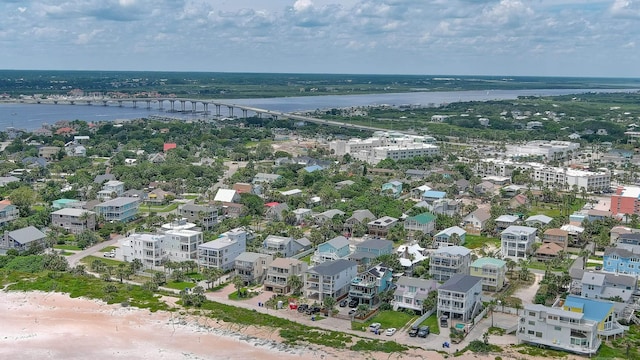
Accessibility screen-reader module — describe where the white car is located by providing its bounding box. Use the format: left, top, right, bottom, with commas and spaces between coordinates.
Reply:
385, 328, 397, 336
368, 323, 381, 332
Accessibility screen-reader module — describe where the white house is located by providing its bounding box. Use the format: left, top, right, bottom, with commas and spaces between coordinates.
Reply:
501, 225, 537, 260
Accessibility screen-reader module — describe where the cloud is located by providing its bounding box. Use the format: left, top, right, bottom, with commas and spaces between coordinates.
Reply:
611, 0, 640, 18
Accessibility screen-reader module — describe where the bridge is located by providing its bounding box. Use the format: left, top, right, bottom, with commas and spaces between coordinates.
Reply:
20, 97, 395, 133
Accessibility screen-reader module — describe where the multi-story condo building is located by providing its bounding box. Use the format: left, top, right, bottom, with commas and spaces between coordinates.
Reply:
610, 186, 640, 216
429, 246, 472, 282
97, 180, 125, 201
517, 296, 624, 355
263, 257, 308, 294
121, 233, 167, 268
469, 257, 507, 291
392, 276, 438, 313
234, 252, 273, 285
348, 263, 393, 307
178, 203, 219, 230
311, 236, 351, 265
0, 203, 19, 227
304, 259, 358, 302
505, 140, 580, 160
163, 229, 203, 262
330, 133, 439, 165
93, 197, 139, 223
50, 208, 96, 234
434, 226, 466, 248
198, 228, 247, 271
501, 225, 537, 260
437, 274, 483, 323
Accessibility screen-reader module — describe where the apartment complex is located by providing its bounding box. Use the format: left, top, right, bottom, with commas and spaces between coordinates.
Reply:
121, 229, 204, 268
329, 132, 439, 165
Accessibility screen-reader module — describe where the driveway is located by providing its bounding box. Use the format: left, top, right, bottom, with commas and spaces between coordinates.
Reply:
66, 237, 120, 268
511, 272, 543, 305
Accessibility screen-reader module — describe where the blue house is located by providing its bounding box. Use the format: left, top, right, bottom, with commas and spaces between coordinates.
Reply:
348, 263, 394, 307
381, 180, 403, 198
311, 235, 351, 265
603, 245, 640, 275
351, 239, 394, 265
303, 164, 324, 173
422, 190, 446, 203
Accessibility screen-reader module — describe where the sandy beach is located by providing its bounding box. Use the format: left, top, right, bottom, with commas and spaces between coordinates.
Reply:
0, 290, 581, 360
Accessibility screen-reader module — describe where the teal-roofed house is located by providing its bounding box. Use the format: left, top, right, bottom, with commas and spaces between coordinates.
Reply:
404, 212, 436, 235
381, 180, 403, 198
52, 198, 80, 210
470, 257, 506, 291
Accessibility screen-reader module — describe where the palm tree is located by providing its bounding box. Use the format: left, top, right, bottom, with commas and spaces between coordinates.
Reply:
323, 297, 336, 316
232, 275, 245, 297
288, 274, 303, 295
355, 304, 369, 319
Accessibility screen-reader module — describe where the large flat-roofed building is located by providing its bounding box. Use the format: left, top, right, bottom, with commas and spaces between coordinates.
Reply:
506, 140, 580, 160
330, 133, 439, 165
93, 197, 139, 223
610, 186, 640, 216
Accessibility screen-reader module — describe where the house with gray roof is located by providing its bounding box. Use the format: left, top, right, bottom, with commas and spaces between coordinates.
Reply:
315, 209, 345, 224
264, 257, 308, 294
343, 209, 375, 235
437, 274, 483, 323
367, 216, 399, 237
304, 259, 358, 301
525, 214, 554, 227
429, 246, 472, 282
0, 176, 19, 187
93, 197, 140, 223
393, 276, 439, 313
351, 239, 393, 265
579, 271, 637, 302
501, 225, 537, 260
50, 208, 96, 235
261, 235, 307, 258
495, 214, 520, 231
463, 208, 491, 233
0, 226, 46, 252
252, 173, 282, 184
179, 203, 220, 230
434, 226, 466, 248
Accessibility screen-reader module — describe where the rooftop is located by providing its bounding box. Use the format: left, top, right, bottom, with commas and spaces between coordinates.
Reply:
439, 274, 482, 293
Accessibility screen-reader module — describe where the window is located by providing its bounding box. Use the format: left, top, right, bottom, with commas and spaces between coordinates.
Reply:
554, 326, 561, 331
535, 332, 542, 338
528, 330, 534, 335
528, 311, 536, 317
528, 321, 535, 326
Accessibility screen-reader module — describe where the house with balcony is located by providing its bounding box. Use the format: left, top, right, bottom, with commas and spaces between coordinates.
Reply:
381, 180, 403, 198
422, 190, 446, 204
0, 226, 46, 252
264, 257, 308, 294
348, 263, 393, 307
350, 238, 393, 265
178, 203, 219, 230
0, 203, 19, 227
304, 259, 358, 302
367, 216, 398, 238
343, 209, 375, 235
429, 246, 472, 282
404, 212, 436, 235
261, 235, 307, 258
311, 236, 351, 265
411, 184, 432, 199
97, 180, 125, 201
501, 225, 537, 260
525, 214, 554, 228
603, 244, 640, 276
470, 257, 507, 291
434, 226, 466, 248
163, 229, 203, 262
120, 233, 167, 268
93, 197, 140, 223
393, 276, 438, 313
50, 208, 96, 234
543, 228, 570, 250
234, 252, 273, 285
437, 274, 483, 323
198, 228, 247, 271
517, 296, 624, 355
495, 214, 520, 232
579, 271, 637, 302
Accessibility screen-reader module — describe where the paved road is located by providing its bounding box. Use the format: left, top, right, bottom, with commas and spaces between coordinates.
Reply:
66, 237, 119, 268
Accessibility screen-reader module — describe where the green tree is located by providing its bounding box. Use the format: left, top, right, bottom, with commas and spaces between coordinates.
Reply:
288, 274, 303, 295
9, 187, 36, 216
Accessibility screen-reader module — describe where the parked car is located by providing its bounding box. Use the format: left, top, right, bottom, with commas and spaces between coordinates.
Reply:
408, 325, 419, 337
306, 306, 321, 315
297, 304, 309, 313
339, 299, 348, 307
417, 326, 430, 338
348, 299, 359, 308
369, 323, 381, 332
103, 252, 115, 258
348, 309, 356, 316
385, 328, 397, 336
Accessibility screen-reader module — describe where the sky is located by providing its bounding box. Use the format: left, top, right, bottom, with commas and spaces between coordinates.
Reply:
1, 0, 639, 77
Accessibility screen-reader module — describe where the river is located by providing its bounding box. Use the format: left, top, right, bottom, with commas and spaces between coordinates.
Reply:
0, 88, 636, 131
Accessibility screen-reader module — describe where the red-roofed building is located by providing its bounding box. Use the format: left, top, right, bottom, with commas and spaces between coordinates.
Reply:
163, 143, 177, 152
56, 127, 76, 135
265, 202, 280, 208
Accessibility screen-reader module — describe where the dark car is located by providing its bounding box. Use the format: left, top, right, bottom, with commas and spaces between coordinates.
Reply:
297, 304, 309, 313
408, 325, 419, 337
339, 299, 348, 307
417, 326, 430, 338
349, 299, 359, 308
306, 306, 321, 315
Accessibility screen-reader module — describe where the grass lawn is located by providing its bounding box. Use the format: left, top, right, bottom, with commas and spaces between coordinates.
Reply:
353, 310, 416, 331
100, 246, 118, 252
80, 255, 125, 267
141, 203, 179, 213
300, 254, 311, 265
464, 235, 500, 249
54, 244, 82, 251
420, 313, 440, 335
165, 281, 196, 291
528, 258, 575, 272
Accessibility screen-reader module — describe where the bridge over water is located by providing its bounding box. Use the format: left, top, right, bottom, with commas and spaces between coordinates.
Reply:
22, 97, 394, 133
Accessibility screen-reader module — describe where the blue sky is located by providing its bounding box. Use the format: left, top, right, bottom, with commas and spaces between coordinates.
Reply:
1, 0, 639, 77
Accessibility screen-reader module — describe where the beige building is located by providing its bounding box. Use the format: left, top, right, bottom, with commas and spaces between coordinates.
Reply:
469, 257, 506, 291
50, 208, 96, 234
263, 257, 308, 294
